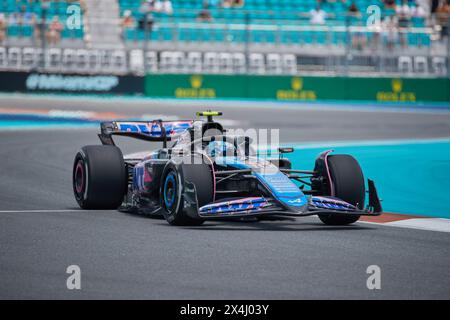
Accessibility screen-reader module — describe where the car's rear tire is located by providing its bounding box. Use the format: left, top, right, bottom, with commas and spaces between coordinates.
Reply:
161, 158, 213, 226
73, 145, 126, 209
318, 155, 365, 226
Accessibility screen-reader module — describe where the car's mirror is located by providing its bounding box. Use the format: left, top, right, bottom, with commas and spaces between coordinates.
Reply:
278, 147, 294, 154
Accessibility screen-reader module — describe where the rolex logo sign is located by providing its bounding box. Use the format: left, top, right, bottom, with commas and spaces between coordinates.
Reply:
175, 75, 216, 98
277, 77, 316, 101
377, 78, 415, 102
291, 77, 303, 91
391, 79, 402, 93
190, 75, 203, 89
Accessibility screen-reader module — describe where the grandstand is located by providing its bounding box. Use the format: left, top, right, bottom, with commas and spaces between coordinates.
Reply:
0, 0, 84, 44
121, 0, 430, 47
0, 0, 448, 76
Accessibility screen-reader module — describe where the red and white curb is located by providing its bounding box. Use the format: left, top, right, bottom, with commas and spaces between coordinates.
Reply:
359, 213, 450, 233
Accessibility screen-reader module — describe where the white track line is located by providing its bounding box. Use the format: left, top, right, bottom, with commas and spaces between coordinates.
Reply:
385, 218, 450, 233
359, 219, 450, 233
2, 210, 449, 233
0, 209, 84, 213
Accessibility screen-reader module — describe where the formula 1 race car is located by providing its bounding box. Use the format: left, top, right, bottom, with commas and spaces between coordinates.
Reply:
72, 111, 382, 226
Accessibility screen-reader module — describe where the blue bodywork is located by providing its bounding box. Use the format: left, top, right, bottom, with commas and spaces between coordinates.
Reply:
213, 156, 310, 214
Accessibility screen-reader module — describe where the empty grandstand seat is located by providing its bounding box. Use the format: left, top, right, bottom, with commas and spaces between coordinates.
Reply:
266, 53, 282, 74
232, 52, 246, 73
8, 47, 22, 69
431, 57, 447, 76
398, 56, 412, 74
249, 53, 265, 74
35, 48, 44, 68
0, 47, 6, 68
76, 49, 89, 71
22, 47, 37, 69
62, 49, 77, 70
414, 56, 428, 74
204, 52, 220, 73
218, 52, 233, 74
129, 49, 144, 74
281, 54, 297, 74
186, 52, 203, 73
112, 50, 127, 73
145, 51, 158, 73
88, 50, 101, 73
47, 48, 62, 71
160, 51, 184, 73
99, 50, 112, 71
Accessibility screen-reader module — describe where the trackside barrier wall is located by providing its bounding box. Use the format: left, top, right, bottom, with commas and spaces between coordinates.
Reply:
1, 71, 449, 102
145, 74, 450, 102
0, 71, 144, 94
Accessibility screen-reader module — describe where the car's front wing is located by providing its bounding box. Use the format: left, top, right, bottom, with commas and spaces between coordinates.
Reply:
182, 180, 382, 220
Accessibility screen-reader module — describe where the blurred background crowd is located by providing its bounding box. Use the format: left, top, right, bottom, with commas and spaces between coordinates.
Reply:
0, 0, 448, 76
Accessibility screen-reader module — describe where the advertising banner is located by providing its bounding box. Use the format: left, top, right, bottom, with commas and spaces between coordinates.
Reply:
0, 71, 144, 94
145, 74, 450, 102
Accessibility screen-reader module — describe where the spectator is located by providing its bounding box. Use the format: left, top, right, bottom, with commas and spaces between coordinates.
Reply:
153, 0, 173, 14
382, 16, 399, 50
121, 10, 135, 29
396, 0, 412, 28
138, 0, 156, 32
222, 0, 244, 8
309, 4, 327, 25
348, 1, 361, 16
222, 0, 233, 8
383, 0, 396, 9
416, 0, 430, 15
33, 15, 41, 40
46, 16, 63, 44
8, 12, 21, 26
161, 0, 173, 15
431, 0, 440, 14
20, 5, 35, 26
435, 0, 450, 40
411, 2, 427, 17
0, 13, 7, 43
347, 2, 366, 50
121, 10, 135, 41
197, 2, 213, 22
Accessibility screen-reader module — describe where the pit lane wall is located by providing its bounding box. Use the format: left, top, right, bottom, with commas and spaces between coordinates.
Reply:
145, 74, 450, 103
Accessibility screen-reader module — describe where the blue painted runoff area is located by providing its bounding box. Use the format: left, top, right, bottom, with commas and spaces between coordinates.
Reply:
286, 140, 450, 218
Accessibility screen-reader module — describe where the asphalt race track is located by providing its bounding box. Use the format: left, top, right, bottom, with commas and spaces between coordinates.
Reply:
0, 95, 450, 299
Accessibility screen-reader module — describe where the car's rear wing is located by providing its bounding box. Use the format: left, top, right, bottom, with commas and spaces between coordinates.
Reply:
98, 120, 193, 147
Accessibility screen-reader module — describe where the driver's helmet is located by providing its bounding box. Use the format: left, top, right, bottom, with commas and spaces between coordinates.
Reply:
206, 140, 236, 158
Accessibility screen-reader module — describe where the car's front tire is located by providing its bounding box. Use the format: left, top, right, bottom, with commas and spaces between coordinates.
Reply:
73, 145, 126, 209
318, 154, 365, 225
160, 158, 213, 226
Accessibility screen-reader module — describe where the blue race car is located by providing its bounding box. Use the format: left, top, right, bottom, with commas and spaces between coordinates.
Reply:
72, 111, 382, 226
